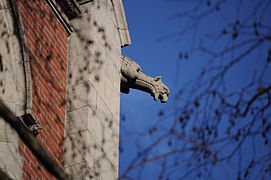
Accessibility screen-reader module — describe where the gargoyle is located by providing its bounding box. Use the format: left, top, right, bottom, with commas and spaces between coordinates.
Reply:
120, 56, 170, 103
20, 113, 42, 136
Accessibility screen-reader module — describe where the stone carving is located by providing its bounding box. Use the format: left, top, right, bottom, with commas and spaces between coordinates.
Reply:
20, 114, 42, 137
29, 120, 42, 137
120, 56, 170, 103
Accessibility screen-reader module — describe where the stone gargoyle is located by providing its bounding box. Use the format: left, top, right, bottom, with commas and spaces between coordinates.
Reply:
120, 56, 170, 103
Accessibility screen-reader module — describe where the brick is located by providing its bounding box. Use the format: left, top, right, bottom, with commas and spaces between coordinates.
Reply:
17, 0, 68, 178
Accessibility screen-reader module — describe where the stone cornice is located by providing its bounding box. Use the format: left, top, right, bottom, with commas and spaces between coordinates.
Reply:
111, 0, 131, 47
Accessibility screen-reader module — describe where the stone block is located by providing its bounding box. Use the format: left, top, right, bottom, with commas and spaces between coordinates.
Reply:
99, 128, 119, 165
92, 143, 118, 180
65, 109, 119, 174
68, 52, 105, 88
104, 77, 120, 116
68, 81, 97, 111
65, 161, 98, 180
96, 94, 113, 120
66, 105, 115, 144
87, 113, 105, 144
68, 31, 93, 58
104, 48, 121, 76
0, 142, 23, 179
95, 95, 119, 144
0, 14, 23, 106
64, 129, 95, 167
104, 56, 121, 89
0, 102, 19, 144
0, 116, 19, 143
66, 106, 90, 133
83, 1, 121, 51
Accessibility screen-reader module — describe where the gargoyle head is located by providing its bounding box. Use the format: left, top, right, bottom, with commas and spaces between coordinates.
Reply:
152, 76, 170, 103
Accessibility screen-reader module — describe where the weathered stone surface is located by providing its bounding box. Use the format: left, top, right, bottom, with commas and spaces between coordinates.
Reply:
0, 2, 24, 178
66, 103, 119, 156
0, 115, 18, 143
64, 114, 118, 179
0, 0, 10, 10
64, 129, 95, 166
0, 142, 23, 179
65, 1, 126, 179
68, 81, 97, 112
65, 161, 97, 180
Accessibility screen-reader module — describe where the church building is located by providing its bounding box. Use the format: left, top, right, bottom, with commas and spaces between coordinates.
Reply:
0, 0, 169, 179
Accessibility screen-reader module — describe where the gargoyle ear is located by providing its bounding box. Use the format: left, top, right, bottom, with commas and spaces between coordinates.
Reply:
154, 76, 161, 81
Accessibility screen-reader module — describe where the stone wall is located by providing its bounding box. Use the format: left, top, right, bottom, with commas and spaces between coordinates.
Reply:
0, 0, 25, 179
64, 0, 130, 179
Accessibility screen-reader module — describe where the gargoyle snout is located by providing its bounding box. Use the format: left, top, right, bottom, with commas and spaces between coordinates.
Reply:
159, 93, 168, 103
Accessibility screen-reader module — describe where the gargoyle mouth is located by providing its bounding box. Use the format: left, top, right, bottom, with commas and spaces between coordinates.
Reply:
159, 93, 168, 103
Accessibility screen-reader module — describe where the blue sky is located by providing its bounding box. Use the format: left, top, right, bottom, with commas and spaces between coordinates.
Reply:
119, 0, 271, 179
119, 1, 200, 179
120, 0, 181, 146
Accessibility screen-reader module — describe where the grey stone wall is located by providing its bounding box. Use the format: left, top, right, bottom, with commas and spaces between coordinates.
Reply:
0, 0, 24, 179
64, 0, 130, 179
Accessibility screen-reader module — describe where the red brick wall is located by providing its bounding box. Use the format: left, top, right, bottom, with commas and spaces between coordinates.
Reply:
17, 0, 68, 179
